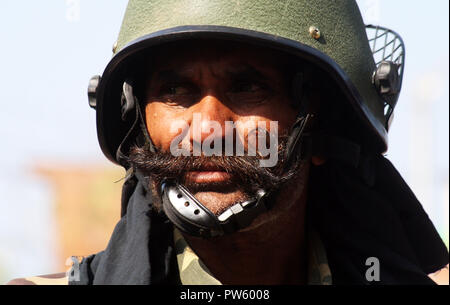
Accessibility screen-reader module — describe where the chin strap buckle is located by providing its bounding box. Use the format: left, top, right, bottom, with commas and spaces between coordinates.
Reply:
161, 180, 269, 238
217, 189, 267, 233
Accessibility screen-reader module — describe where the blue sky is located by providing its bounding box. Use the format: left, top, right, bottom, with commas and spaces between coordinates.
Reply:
0, 0, 448, 282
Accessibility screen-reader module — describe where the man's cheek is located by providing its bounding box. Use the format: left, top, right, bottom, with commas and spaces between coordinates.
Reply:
169, 120, 191, 156
146, 104, 172, 150
147, 115, 176, 151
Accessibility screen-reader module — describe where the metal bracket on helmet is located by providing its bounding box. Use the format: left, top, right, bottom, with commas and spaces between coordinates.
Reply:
284, 114, 314, 168
121, 81, 136, 121
161, 180, 268, 238
366, 24, 405, 131
88, 75, 101, 109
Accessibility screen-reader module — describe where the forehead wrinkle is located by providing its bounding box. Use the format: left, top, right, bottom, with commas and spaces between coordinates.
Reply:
151, 44, 286, 85
225, 64, 269, 81
153, 65, 201, 83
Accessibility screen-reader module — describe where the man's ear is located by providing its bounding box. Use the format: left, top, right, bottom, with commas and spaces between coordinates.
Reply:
311, 156, 327, 166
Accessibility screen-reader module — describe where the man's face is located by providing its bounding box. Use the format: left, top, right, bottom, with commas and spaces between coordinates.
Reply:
138, 41, 302, 215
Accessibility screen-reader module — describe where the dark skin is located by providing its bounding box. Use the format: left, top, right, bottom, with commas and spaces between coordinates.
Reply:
143, 41, 324, 284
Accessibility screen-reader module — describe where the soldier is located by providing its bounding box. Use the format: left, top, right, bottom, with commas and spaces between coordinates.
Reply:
9, 0, 448, 285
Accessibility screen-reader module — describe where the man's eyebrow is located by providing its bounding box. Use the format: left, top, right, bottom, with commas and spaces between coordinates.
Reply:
153, 69, 195, 82
224, 65, 270, 81
153, 65, 271, 82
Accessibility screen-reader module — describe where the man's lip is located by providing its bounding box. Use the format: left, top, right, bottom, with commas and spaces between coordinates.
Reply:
194, 162, 223, 171
185, 171, 233, 183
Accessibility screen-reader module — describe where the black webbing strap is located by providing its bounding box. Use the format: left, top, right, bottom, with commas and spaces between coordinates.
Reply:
116, 80, 156, 166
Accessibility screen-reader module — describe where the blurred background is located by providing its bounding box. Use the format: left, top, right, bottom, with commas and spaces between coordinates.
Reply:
0, 0, 448, 283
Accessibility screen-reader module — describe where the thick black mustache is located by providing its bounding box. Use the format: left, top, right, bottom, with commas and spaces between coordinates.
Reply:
127, 139, 302, 193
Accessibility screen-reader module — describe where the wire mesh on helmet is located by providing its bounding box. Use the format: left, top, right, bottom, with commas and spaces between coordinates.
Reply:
366, 24, 405, 130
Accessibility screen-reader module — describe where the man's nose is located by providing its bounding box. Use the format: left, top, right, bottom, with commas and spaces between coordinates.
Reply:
188, 95, 232, 140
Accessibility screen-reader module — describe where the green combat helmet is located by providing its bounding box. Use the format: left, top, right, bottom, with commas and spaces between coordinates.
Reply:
88, 0, 405, 167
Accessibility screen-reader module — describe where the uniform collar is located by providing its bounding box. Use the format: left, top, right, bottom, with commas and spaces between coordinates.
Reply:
173, 227, 332, 285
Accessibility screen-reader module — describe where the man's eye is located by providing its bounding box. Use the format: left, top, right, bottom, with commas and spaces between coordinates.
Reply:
231, 82, 266, 93
161, 85, 191, 96
227, 81, 272, 105
155, 84, 199, 107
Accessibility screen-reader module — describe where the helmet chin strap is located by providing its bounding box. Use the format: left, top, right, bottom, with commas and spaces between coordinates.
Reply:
161, 180, 268, 238
120, 75, 314, 238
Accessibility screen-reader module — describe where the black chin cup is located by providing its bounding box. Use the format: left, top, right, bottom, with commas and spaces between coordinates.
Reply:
161, 180, 268, 238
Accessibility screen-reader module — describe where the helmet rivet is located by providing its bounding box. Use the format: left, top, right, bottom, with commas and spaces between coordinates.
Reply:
309, 26, 321, 40
112, 40, 118, 53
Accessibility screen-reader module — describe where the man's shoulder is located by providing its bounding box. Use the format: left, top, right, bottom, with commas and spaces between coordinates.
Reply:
428, 264, 449, 285
6, 272, 68, 285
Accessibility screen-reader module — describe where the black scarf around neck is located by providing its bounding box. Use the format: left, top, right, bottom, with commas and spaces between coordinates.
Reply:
70, 155, 448, 285
70, 176, 179, 285
309, 154, 448, 284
